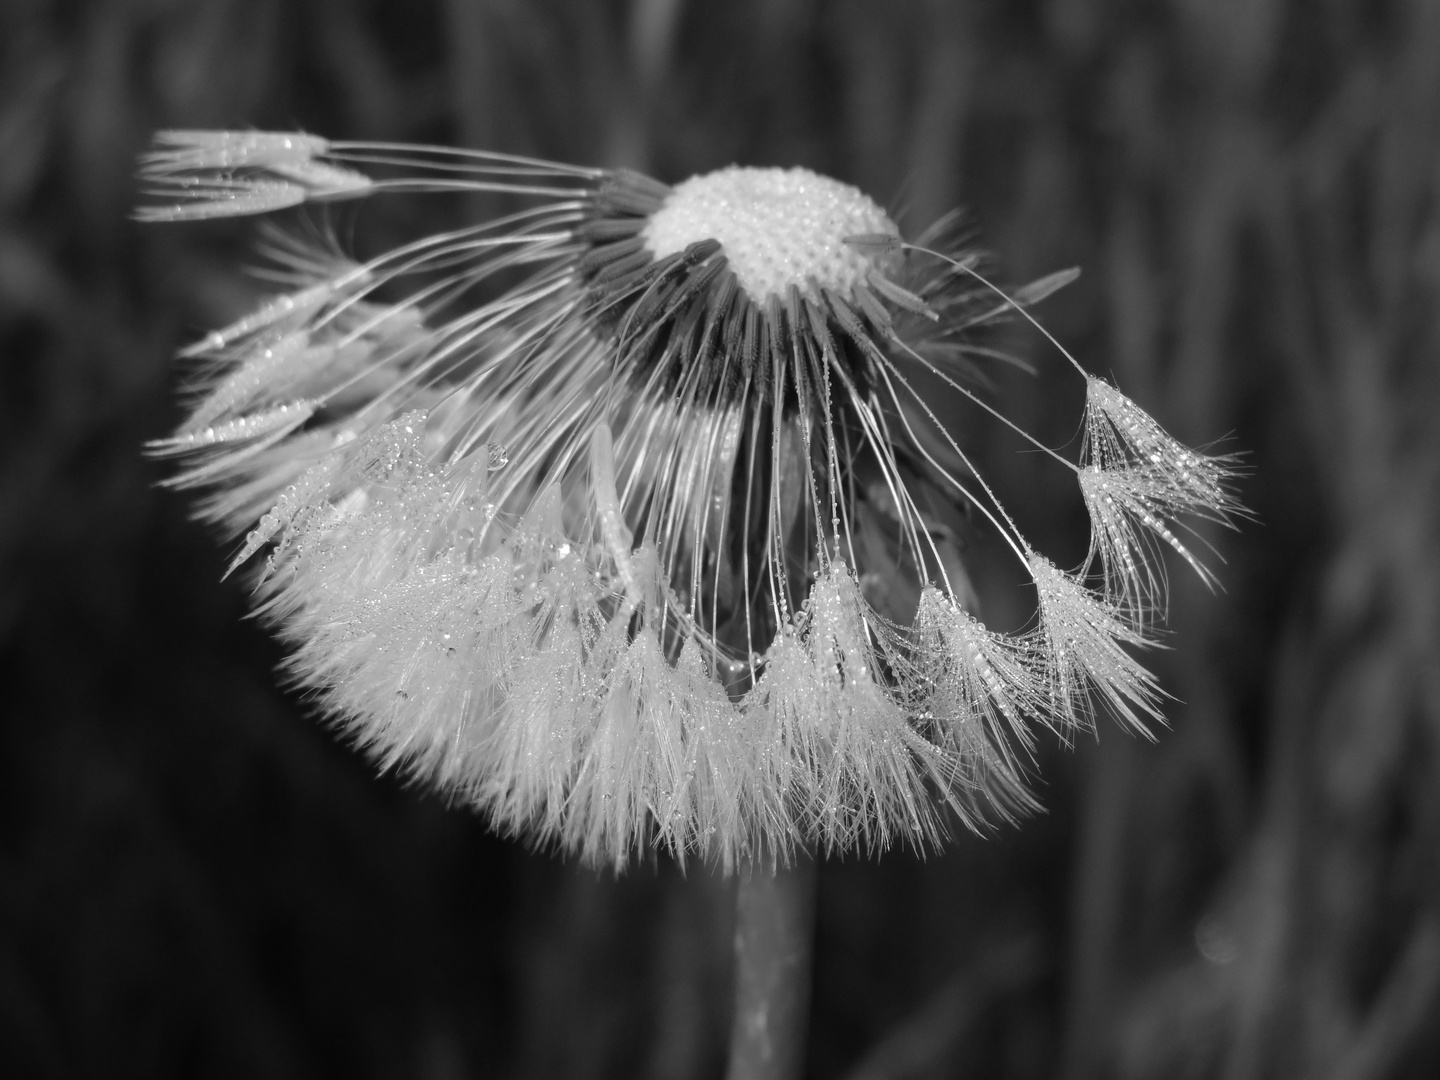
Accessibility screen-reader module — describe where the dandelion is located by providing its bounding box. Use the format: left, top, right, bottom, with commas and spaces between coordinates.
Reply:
141, 130, 1240, 870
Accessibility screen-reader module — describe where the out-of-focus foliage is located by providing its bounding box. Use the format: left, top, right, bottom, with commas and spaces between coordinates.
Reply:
1, 1, 1436, 1078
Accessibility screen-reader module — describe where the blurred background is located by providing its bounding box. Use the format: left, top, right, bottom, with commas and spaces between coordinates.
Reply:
2, 0, 1438, 1077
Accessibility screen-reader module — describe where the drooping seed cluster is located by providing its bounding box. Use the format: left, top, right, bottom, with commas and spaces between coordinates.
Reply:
141, 130, 1240, 869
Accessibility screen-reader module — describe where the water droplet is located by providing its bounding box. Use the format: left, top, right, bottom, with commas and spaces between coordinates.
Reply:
1195, 915, 1239, 964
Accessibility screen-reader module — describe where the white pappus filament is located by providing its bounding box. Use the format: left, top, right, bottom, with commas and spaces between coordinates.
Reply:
141, 129, 1241, 870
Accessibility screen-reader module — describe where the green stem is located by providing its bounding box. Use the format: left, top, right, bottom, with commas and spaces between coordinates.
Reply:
724, 855, 818, 1080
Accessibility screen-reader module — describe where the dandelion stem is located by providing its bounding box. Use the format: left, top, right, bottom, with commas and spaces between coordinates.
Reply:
725, 855, 817, 1080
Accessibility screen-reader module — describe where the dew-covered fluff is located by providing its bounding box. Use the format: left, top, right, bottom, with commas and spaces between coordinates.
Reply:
140, 131, 1242, 869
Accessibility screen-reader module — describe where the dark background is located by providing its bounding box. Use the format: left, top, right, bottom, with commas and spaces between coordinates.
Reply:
3, 0, 1438, 1077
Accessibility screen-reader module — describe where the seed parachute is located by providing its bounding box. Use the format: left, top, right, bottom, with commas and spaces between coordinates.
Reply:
140, 130, 1241, 869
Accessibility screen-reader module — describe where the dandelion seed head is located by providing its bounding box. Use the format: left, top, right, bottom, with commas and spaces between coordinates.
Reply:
143, 130, 1241, 868
643, 166, 898, 304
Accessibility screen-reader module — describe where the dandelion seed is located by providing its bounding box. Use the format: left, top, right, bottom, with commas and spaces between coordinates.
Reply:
145, 130, 332, 172
1028, 554, 1163, 734
1079, 376, 1243, 611
143, 130, 1240, 867
137, 130, 372, 220
147, 399, 319, 452
912, 587, 1041, 814
133, 180, 312, 222
177, 278, 343, 359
